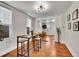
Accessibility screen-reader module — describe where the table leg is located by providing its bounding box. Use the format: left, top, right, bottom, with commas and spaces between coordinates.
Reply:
40, 38, 41, 48
27, 38, 29, 57
33, 39, 35, 51
21, 42, 23, 56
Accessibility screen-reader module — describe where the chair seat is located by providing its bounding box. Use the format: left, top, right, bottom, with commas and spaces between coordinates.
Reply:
34, 38, 40, 40
19, 39, 27, 43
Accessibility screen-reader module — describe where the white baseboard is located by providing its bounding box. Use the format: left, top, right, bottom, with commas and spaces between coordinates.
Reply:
61, 41, 77, 57
0, 46, 16, 56
0, 40, 32, 56
0, 39, 77, 57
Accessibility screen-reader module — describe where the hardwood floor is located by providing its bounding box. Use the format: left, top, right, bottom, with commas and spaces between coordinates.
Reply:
2, 35, 73, 57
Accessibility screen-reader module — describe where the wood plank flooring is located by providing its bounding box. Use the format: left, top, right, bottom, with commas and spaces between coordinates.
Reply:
2, 35, 73, 57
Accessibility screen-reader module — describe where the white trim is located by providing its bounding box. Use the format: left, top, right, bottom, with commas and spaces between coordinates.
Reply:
0, 5, 12, 25
0, 39, 33, 56
0, 2, 33, 18
61, 41, 77, 57
0, 6, 11, 12
0, 46, 16, 56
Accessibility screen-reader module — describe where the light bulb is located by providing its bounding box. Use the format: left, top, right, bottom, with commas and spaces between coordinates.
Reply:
33, 1, 49, 13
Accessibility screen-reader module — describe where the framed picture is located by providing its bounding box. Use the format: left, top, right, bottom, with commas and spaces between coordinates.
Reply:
73, 21, 79, 31
72, 9, 78, 20
42, 24, 47, 29
68, 23, 71, 30
67, 14, 70, 21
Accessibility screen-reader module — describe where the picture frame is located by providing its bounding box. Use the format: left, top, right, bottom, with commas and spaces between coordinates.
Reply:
73, 21, 79, 31
42, 24, 47, 29
68, 23, 71, 30
72, 9, 78, 20
67, 14, 70, 21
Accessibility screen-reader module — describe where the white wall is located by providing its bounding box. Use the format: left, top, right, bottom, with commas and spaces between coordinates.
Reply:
56, 14, 67, 43
35, 18, 56, 35
45, 22, 56, 35
0, 2, 32, 56
64, 2, 79, 56
55, 14, 63, 42
35, 19, 42, 33
56, 15, 62, 28
31, 18, 36, 32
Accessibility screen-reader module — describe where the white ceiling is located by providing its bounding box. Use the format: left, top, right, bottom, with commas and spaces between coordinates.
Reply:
4, 1, 73, 18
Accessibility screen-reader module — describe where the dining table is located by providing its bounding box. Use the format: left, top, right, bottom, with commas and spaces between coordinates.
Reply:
17, 34, 41, 57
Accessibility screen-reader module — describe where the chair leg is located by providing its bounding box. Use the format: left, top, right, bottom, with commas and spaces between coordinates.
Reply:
35, 40, 40, 51
40, 38, 41, 48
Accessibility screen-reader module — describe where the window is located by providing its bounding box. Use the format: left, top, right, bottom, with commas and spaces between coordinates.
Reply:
0, 6, 12, 25
26, 18, 31, 34
26, 18, 31, 27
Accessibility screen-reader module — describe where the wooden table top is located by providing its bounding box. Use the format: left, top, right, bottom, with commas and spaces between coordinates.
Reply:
17, 34, 39, 38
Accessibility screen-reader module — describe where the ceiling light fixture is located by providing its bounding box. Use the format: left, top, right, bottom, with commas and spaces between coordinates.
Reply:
34, 2, 49, 13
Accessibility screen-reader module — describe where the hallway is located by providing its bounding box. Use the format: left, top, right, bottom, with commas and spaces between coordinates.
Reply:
2, 35, 72, 57
0, 1, 79, 57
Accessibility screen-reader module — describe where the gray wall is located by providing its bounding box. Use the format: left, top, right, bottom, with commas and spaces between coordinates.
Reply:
56, 2, 79, 56
64, 2, 79, 56
0, 2, 32, 56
